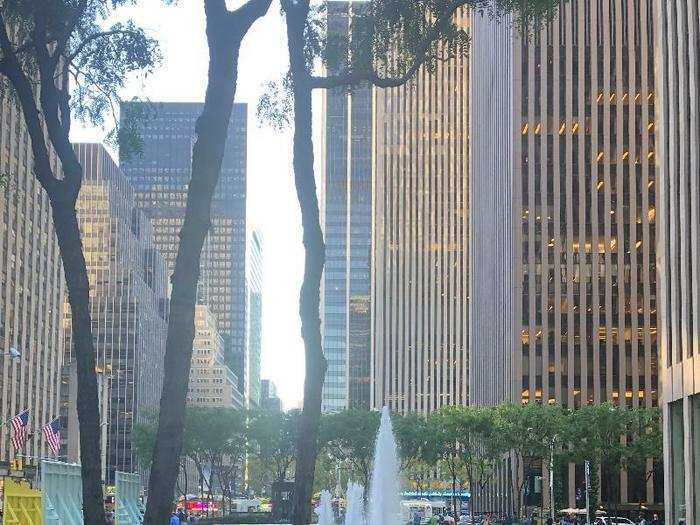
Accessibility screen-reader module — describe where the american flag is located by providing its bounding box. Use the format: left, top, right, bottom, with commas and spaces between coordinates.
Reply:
10, 409, 29, 449
42, 418, 61, 455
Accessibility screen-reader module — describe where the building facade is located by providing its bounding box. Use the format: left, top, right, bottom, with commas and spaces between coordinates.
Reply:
657, 1, 700, 523
65, 143, 169, 483
321, 0, 373, 413
246, 230, 263, 407
0, 97, 66, 465
470, 0, 659, 510
260, 379, 282, 411
187, 305, 244, 409
119, 102, 248, 376
371, 11, 470, 415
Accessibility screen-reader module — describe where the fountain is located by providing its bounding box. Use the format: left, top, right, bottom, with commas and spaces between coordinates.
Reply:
343, 482, 365, 525
368, 406, 402, 525
316, 490, 335, 525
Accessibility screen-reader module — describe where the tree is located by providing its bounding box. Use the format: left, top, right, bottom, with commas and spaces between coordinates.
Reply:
0, 2, 158, 521
270, 2, 561, 522
564, 403, 662, 516
454, 407, 503, 524
426, 407, 466, 521
425, 406, 503, 522
319, 410, 380, 492
393, 413, 431, 494
143, 1, 272, 521
248, 410, 300, 487
494, 403, 566, 518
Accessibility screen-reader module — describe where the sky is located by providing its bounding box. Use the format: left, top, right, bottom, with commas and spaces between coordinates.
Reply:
71, 1, 310, 409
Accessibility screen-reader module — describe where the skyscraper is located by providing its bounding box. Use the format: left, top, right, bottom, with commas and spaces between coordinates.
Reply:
246, 230, 263, 407
470, 0, 659, 510
657, 2, 700, 523
321, 0, 373, 413
260, 379, 282, 411
187, 305, 244, 410
120, 102, 248, 373
371, 12, 470, 415
0, 97, 66, 465
66, 143, 169, 483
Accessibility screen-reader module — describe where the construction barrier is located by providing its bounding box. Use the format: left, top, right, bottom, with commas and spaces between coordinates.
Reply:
114, 471, 144, 524
2, 479, 42, 525
41, 460, 83, 524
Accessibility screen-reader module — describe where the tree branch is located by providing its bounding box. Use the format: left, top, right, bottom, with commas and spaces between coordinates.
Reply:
231, 0, 274, 35
52, 0, 90, 67
37, 48, 82, 200
67, 28, 143, 63
309, 0, 466, 90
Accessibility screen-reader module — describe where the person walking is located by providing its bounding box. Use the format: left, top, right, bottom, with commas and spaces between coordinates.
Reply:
169, 511, 181, 525
650, 513, 662, 525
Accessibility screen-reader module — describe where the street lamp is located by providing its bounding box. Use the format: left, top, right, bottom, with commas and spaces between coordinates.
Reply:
549, 435, 557, 523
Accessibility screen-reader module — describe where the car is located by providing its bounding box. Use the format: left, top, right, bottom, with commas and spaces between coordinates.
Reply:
595, 517, 635, 525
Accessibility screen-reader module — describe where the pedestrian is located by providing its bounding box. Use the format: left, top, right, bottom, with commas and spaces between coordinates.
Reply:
177, 509, 186, 522
169, 510, 181, 525
638, 514, 648, 525
650, 513, 662, 525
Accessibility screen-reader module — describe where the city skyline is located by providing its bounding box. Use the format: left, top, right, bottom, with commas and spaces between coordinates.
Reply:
69, 1, 305, 409
5, 0, 695, 522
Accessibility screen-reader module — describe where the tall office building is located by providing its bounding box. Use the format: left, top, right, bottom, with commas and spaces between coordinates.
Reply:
65, 143, 169, 483
187, 305, 244, 410
371, 12, 470, 415
260, 379, 282, 411
321, 0, 373, 412
0, 98, 66, 465
470, 0, 659, 510
246, 230, 263, 407
120, 102, 248, 374
657, 2, 700, 523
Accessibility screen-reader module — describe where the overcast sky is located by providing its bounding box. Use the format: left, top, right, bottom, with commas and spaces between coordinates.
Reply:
70, 1, 309, 409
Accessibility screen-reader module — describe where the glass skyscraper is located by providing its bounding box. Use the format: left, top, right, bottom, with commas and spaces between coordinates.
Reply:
119, 102, 248, 379
246, 230, 263, 407
321, 1, 373, 412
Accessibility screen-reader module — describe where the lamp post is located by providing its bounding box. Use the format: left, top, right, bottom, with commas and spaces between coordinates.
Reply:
584, 460, 591, 525
549, 435, 557, 523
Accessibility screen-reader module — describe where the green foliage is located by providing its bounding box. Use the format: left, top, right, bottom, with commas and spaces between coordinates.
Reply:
133, 421, 157, 467
248, 409, 300, 484
134, 407, 249, 498
494, 402, 566, 461
319, 0, 561, 83
319, 409, 380, 488
0, 0, 161, 157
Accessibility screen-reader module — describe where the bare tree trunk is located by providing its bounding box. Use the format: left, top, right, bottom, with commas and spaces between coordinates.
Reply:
283, 2, 328, 524
51, 199, 106, 525
144, 1, 271, 521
